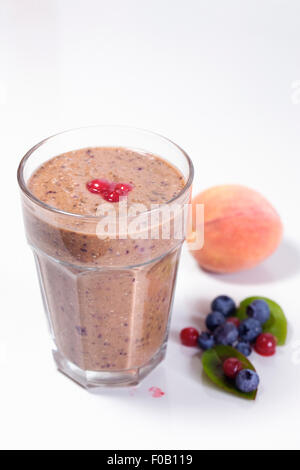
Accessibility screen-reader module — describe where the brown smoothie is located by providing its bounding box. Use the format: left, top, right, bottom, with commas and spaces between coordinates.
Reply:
24, 147, 185, 373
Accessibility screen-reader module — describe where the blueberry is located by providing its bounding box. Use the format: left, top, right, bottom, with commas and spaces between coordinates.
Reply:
247, 299, 270, 325
205, 311, 225, 332
211, 295, 236, 317
213, 323, 239, 346
235, 369, 259, 393
238, 318, 262, 342
197, 332, 215, 350
235, 341, 252, 357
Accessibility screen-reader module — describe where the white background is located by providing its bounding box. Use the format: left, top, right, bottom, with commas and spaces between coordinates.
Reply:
1, 0, 300, 450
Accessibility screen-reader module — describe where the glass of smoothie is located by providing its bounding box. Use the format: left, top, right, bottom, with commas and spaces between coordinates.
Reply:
17, 126, 193, 388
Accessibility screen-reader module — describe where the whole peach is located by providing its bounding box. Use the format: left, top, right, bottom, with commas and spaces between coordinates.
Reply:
189, 185, 283, 273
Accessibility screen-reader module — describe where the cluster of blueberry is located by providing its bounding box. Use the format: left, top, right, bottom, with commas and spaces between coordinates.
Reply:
180, 295, 277, 357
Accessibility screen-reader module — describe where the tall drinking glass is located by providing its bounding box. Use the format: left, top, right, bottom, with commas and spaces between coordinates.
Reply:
17, 126, 193, 388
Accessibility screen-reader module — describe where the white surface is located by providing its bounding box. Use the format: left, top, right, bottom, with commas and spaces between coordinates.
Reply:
1, 0, 300, 450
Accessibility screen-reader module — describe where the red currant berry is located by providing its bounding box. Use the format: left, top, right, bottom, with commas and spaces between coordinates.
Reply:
180, 327, 199, 347
86, 179, 110, 194
226, 317, 240, 327
223, 357, 243, 379
102, 189, 120, 203
254, 333, 277, 356
114, 182, 133, 196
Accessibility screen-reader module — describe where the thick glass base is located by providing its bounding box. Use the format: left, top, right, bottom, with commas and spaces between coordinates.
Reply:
53, 345, 167, 389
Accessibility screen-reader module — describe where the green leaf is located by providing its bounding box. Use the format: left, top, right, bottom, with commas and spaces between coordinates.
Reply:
202, 345, 258, 400
237, 296, 287, 346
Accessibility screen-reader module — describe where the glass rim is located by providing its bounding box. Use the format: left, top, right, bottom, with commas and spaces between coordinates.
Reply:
17, 125, 194, 219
